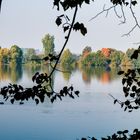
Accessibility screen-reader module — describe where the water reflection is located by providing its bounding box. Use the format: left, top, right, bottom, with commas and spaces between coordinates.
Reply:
23, 65, 41, 78
60, 65, 76, 81
0, 64, 23, 83
79, 66, 121, 84
0, 65, 122, 84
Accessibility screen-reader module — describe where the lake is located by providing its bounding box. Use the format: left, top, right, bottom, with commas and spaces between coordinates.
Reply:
0, 65, 140, 140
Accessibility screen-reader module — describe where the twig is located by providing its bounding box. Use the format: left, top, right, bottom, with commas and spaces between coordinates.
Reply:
49, 63, 70, 73
122, 0, 140, 36
119, 5, 126, 25
89, 4, 116, 21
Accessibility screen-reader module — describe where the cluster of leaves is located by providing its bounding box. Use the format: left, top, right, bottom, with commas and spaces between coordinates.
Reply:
112, 46, 140, 112
80, 129, 140, 140
56, 14, 87, 36
0, 70, 79, 105
54, 0, 89, 36
43, 53, 59, 62
111, 0, 137, 6
53, 0, 93, 11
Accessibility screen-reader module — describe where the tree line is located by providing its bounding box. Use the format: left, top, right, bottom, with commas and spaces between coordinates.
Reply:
0, 34, 55, 65
61, 46, 140, 68
1, 41, 140, 68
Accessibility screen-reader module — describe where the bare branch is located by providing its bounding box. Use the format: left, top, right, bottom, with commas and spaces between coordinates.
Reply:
50, 63, 70, 73
89, 5, 116, 21
122, 0, 140, 36
119, 5, 126, 25
114, 6, 122, 19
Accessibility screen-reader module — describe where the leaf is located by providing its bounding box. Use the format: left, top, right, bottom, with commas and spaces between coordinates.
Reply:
10, 98, 15, 104
131, 50, 139, 59
43, 56, 49, 61
53, 0, 60, 10
91, 137, 97, 140
85, 0, 90, 4
55, 17, 62, 26
80, 27, 87, 36
122, 78, 126, 85
121, 103, 124, 108
132, 85, 137, 92
19, 85, 24, 91
57, 95, 62, 101
124, 107, 127, 111
131, 1, 137, 6
114, 99, 117, 104
32, 72, 39, 82
117, 131, 122, 135
133, 128, 138, 133
137, 81, 140, 86
125, 100, 130, 106
125, 2, 129, 6
0, 102, 4, 105
123, 87, 129, 97
51, 97, 55, 103
63, 26, 69, 32
73, 22, 80, 31
75, 91, 80, 97
35, 98, 39, 105
130, 93, 135, 98
69, 86, 73, 91
123, 130, 129, 133
73, 22, 87, 35
69, 94, 74, 99
118, 71, 124, 75
81, 138, 87, 140
137, 68, 140, 74
19, 102, 24, 105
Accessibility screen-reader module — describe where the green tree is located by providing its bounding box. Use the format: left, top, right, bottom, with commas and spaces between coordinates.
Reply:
0, 48, 9, 64
9, 45, 23, 64
42, 34, 55, 56
82, 46, 92, 57
110, 50, 124, 67
121, 54, 133, 66
60, 49, 76, 66
24, 48, 41, 64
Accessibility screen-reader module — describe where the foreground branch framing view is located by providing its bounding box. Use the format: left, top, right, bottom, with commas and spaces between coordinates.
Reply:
0, 0, 140, 140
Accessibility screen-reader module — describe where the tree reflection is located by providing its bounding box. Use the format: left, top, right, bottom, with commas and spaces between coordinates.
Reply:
23, 65, 41, 78
0, 64, 23, 83
0, 64, 10, 81
9, 64, 23, 83
61, 65, 75, 81
79, 66, 120, 84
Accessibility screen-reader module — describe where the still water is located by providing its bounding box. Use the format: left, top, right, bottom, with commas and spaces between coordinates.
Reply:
0, 65, 140, 140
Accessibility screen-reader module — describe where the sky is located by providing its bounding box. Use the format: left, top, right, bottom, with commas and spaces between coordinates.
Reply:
0, 0, 140, 54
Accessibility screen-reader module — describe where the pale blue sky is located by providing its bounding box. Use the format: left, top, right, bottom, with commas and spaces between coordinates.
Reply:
0, 0, 140, 54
